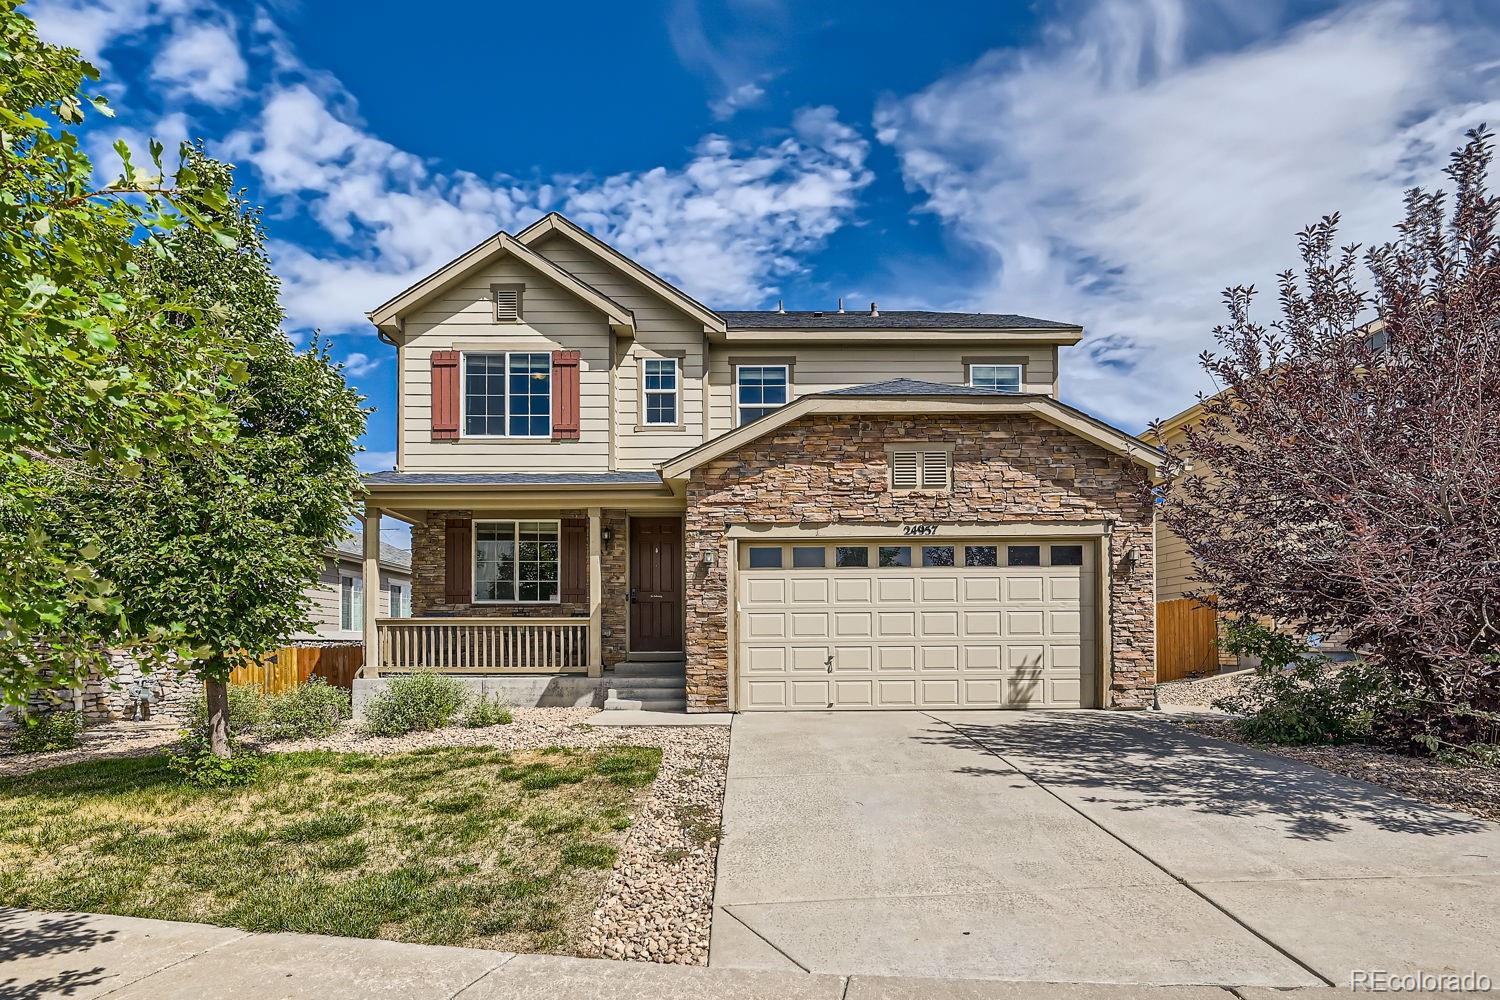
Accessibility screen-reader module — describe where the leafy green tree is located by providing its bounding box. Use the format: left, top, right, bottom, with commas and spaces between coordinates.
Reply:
51, 153, 367, 755
1, 1, 246, 706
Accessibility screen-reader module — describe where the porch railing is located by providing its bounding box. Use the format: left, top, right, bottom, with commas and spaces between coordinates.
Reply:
375, 617, 590, 674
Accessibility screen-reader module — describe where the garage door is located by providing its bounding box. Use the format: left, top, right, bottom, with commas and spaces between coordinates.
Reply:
735, 538, 1097, 710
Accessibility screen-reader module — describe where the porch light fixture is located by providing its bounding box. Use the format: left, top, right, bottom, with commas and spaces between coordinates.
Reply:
601, 526, 613, 545
703, 549, 715, 568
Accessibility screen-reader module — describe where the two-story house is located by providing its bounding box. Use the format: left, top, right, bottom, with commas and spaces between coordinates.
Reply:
358, 213, 1162, 712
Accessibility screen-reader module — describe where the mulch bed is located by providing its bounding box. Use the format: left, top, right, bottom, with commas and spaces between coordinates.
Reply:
1174, 715, 1500, 824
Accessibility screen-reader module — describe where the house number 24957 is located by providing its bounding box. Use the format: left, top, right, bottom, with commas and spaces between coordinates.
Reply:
901, 524, 940, 536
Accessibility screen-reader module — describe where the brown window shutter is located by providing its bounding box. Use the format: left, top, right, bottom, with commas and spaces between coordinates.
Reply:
444, 517, 472, 602
551, 350, 581, 441
560, 516, 587, 603
431, 350, 460, 440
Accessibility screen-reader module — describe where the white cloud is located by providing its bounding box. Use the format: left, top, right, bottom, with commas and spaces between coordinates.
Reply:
340, 352, 380, 378
227, 85, 871, 330
151, 18, 247, 106
669, 0, 778, 119
356, 449, 398, 473
875, 0, 1500, 430
711, 81, 767, 120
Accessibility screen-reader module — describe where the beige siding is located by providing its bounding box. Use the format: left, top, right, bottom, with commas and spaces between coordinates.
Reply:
399, 254, 613, 472
705, 345, 1058, 435
297, 557, 411, 640
529, 233, 707, 469
1153, 422, 1205, 602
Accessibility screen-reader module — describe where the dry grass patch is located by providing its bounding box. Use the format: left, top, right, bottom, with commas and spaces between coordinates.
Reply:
0, 744, 660, 954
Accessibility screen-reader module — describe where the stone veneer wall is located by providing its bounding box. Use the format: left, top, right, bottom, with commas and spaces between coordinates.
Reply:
683, 413, 1157, 711
16, 653, 203, 726
411, 508, 631, 667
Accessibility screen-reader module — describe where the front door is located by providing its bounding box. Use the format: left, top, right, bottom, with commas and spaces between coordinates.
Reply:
629, 517, 684, 652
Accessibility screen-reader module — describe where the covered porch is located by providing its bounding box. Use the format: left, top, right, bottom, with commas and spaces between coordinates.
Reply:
358, 472, 686, 680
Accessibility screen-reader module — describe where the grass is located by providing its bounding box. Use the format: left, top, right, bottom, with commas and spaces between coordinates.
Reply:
0, 744, 661, 954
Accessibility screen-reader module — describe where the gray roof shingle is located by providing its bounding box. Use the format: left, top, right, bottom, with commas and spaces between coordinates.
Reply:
824, 378, 1029, 397
363, 471, 664, 487
331, 530, 411, 571
718, 310, 1077, 331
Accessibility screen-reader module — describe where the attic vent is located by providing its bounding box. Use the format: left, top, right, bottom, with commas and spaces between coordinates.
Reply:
891, 448, 951, 491
492, 284, 524, 323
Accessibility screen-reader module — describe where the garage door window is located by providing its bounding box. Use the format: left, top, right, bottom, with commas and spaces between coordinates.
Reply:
1051, 544, 1084, 566
965, 545, 998, 567
922, 545, 955, 567
1007, 545, 1041, 567
792, 546, 825, 568
835, 546, 869, 567
747, 546, 782, 568
878, 545, 912, 567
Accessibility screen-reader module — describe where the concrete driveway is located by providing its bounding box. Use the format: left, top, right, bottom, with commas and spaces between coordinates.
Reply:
710, 711, 1500, 987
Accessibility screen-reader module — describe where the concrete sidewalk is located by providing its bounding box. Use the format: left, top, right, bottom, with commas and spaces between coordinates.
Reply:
0, 908, 1424, 999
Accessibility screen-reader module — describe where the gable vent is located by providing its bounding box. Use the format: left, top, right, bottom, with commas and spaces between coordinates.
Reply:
891, 448, 951, 491
492, 284, 523, 323
892, 450, 920, 490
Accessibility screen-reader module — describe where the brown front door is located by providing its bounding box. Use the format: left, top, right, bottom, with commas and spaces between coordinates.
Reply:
629, 517, 683, 652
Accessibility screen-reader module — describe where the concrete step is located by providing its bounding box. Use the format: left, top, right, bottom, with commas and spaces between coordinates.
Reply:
603, 674, 684, 690
608, 686, 687, 702
609, 661, 686, 678
603, 696, 688, 712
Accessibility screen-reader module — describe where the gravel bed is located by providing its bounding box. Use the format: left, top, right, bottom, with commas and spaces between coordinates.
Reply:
1154, 669, 1251, 709
0, 721, 181, 778
1172, 715, 1500, 824
265, 708, 730, 966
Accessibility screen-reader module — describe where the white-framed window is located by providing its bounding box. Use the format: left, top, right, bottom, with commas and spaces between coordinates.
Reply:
387, 581, 410, 618
643, 357, 679, 425
890, 448, 951, 491
339, 574, 363, 631
969, 363, 1023, 393
735, 364, 789, 424
474, 519, 560, 603
463, 352, 551, 437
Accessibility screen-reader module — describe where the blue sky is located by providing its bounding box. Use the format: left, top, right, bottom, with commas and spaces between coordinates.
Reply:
25, 0, 1500, 473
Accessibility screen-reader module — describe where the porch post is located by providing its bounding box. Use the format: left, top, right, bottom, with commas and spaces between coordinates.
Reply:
588, 506, 604, 677
362, 505, 383, 679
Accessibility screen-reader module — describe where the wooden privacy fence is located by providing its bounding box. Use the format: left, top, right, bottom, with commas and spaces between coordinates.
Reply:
228, 645, 364, 693
1156, 598, 1220, 682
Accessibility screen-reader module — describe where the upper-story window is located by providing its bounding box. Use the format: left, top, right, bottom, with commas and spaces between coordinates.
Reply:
736, 364, 789, 425
464, 352, 551, 437
643, 357, 679, 426
969, 363, 1023, 393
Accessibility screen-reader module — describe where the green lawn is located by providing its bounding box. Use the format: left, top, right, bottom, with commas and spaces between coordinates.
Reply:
0, 744, 660, 954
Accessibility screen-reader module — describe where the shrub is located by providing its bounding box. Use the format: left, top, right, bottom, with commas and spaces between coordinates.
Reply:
362, 672, 468, 737
1213, 619, 1386, 745
462, 694, 513, 729
188, 683, 268, 738
259, 679, 351, 741
168, 735, 261, 788
8, 712, 84, 753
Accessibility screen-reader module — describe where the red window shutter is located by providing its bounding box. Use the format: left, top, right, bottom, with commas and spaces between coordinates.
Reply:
560, 516, 587, 603
551, 350, 581, 441
444, 517, 472, 603
431, 350, 460, 441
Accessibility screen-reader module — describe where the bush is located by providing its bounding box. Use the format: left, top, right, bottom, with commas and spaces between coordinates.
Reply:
259, 679, 351, 741
1213, 619, 1386, 745
362, 672, 468, 737
188, 683, 268, 738
167, 735, 261, 788
462, 694, 513, 729
8, 712, 84, 753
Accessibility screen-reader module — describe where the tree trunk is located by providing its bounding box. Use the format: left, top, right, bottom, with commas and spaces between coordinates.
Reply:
205, 675, 231, 758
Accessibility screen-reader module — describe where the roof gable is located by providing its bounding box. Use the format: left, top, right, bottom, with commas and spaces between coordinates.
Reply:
660, 387, 1162, 479
366, 231, 635, 336
516, 213, 726, 333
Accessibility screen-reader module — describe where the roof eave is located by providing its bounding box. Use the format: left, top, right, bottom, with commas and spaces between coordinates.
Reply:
714, 327, 1084, 345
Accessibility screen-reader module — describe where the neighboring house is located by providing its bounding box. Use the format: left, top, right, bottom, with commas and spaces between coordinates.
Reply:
297, 530, 412, 641
358, 212, 1162, 712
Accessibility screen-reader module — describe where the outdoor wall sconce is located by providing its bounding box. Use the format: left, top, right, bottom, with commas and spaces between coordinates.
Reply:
703, 549, 715, 568
601, 527, 613, 545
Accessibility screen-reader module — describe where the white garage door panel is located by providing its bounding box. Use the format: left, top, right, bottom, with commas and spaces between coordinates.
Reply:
736, 537, 1097, 711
